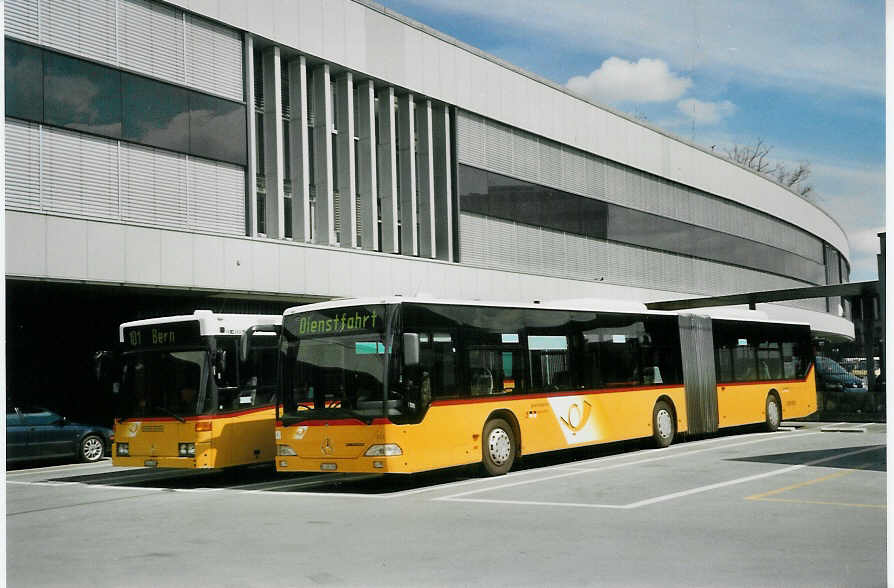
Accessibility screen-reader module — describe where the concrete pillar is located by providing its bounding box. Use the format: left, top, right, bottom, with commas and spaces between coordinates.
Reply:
376, 87, 399, 253
244, 34, 258, 237
356, 79, 378, 251
432, 103, 453, 261
262, 46, 285, 239
335, 73, 356, 248
288, 56, 310, 242
397, 93, 417, 256
415, 99, 436, 258
312, 64, 335, 245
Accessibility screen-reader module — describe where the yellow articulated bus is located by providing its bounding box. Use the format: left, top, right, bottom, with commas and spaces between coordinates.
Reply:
268, 298, 816, 476
111, 311, 281, 469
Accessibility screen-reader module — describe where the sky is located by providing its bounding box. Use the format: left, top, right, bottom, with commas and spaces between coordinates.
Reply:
376, 0, 886, 282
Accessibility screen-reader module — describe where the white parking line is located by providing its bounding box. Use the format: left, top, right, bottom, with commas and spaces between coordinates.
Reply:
6, 461, 114, 477
7, 480, 164, 493
625, 445, 883, 509
438, 442, 883, 510
435, 431, 822, 502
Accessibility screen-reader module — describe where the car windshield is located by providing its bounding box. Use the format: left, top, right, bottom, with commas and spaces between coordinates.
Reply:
281, 305, 392, 423
119, 349, 209, 419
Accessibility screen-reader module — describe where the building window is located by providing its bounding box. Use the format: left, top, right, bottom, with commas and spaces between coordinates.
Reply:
7, 39, 247, 167
122, 73, 189, 152
44, 51, 122, 137
5, 40, 43, 122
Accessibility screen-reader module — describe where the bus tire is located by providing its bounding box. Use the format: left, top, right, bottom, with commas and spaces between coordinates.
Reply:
482, 418, 515, 476
652, 400, 675, 448
765, 393, 781, 432
80, 435, 105, 463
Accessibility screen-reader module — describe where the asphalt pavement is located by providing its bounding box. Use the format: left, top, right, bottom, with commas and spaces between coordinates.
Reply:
6, 422, 886, 587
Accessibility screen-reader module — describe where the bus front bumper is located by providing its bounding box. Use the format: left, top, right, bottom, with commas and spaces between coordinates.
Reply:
112, 454, 212, 469
275, 455, 410, 474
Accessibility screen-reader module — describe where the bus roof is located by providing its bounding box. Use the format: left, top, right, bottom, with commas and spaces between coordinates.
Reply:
282, 297, 808, 327
119, 310, 282, 341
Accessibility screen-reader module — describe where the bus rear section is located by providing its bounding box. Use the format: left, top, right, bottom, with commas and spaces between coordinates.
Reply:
112, 311, 280, 469
273, 299, 816, 476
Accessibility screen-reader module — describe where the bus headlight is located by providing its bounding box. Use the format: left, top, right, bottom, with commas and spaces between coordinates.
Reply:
277, 445, 297, 456
116, 443, 129, 456
178, 443, 196, 457
364, 444, 402, 457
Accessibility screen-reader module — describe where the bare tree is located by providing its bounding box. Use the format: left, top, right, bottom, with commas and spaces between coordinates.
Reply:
725, 138, 815, 200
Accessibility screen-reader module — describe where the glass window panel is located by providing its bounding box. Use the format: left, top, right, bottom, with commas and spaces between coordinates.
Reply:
757, 341, 783, 380
44, 51, 122, 137
540, 190, 582, 234
458, 165, 489, 215
189, 92, 247, 165
579, 198, 608, 239
5, 40, 43, 122
512, 188, 545, 227
122, 73, 188, 152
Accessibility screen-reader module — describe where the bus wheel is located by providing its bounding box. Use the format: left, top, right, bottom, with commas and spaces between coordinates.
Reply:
652, 401, 675, 448
765, 394, 781, 432
482, 418, 515, 476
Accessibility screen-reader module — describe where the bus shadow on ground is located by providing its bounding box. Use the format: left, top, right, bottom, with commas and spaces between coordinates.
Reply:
729, 445, 886, 472
48, 463, 283, 489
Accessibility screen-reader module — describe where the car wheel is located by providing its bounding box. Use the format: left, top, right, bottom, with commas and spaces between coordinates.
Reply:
765, 394, 781, 432
80, 435, 105, 463
652, 400, 676, 448
482, 418, 515, 476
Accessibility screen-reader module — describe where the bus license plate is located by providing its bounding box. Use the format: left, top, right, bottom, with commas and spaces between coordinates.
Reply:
144, 460, 158, 467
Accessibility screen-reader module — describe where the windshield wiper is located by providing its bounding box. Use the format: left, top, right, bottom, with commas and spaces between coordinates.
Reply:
283, 407, 373, 425
149, 405, 186, 423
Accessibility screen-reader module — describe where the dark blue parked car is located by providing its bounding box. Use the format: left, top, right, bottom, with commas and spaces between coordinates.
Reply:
815, 356, 873, 412
7, 406, 113, 464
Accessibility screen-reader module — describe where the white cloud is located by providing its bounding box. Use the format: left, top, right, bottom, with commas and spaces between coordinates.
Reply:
566, 57, 691, 104
390, 0, 883, 96
676, 98, 736, 125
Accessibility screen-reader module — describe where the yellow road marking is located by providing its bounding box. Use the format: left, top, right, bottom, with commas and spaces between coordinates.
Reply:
751, 497, 884, 509
746, 462, 884, 508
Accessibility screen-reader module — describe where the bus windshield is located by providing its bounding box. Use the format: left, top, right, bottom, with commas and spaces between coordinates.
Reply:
281, 305, 391, 423
119, 349, 209, 420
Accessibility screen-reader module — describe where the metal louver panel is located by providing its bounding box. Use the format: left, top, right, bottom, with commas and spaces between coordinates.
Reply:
538, 141, 561, 187
5, 0, 39, 42
40, 0, 117, 65
511, 129, 539, 184
458, 213, 488, 266
187, 158, 246, 236
484, 120, 512, 173
561, 147, 587, 195
454, 111, 486, 166
119, 143, 188, 229
5, 120, 42, 212
185, 15, 243, 101
119, 0, 185, 83
41, 126, 118, 219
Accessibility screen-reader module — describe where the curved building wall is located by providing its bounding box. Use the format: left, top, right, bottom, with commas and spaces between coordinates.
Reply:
4, 0, 853, 340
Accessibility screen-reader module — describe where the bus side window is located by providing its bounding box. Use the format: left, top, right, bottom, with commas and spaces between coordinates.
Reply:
527, 335, 570, 391
419, 332, 459, 400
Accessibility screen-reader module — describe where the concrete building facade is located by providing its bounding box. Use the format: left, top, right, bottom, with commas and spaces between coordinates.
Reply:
4, 0, 853, 417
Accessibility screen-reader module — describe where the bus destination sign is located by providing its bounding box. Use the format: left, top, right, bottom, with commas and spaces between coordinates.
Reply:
123, 320, 202, 348
286, 305, 385, 340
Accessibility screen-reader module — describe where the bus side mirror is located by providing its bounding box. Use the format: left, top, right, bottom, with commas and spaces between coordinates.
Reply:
94, 349, 121, 393
241, 324, 281, 362
403, 333, 420, 367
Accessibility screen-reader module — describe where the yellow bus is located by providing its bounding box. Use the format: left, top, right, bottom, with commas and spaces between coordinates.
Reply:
269, 298, 816, 476
112, 311, 281, 469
